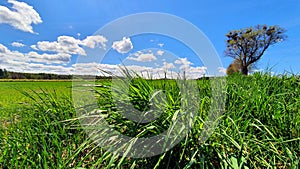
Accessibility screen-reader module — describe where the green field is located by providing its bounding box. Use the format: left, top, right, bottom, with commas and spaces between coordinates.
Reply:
0, 73, 299, 168
0, 81, 71, 116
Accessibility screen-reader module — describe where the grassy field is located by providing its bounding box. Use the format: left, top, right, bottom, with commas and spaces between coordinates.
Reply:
0, 81, 71, 117
0, 73, 299, 168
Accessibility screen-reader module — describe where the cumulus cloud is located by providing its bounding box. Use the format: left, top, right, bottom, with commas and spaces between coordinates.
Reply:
0, 44, 9, 53
33, 36, 85, 55
158, 43, 164, 47
30, 44, 38, 50
26, 52, 71, 64
31, 35, 108, 56
112, 37, 133, 54
123, 64, 206, 79
127, 51, 157, 62
1, 43, 208, 78
1, 34, 109, 73
185, 66, 207, 78
11, 42, 25, 47
0, 44, 32, 72
0, 33, 108, 74
0, 44, 74, 74
0, 43, 25, 63
73, 63, 151, 76
23, 63, 74, 75
218, 67, 227, 75
0, 43, 71, 66
73, 62, 103, 75
156, 50, 164, 56
0, 0, 42, 34
162, 61, 175, 69
175, 57, 192, 70
1, 41, 209, 78
81, 35, 107, 49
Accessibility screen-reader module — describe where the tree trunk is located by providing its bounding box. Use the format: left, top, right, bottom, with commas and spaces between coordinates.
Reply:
241, 66, 248, 75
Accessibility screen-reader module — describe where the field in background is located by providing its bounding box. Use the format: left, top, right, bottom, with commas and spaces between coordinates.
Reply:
0, 73, 299, 168
0, 81, 71, 116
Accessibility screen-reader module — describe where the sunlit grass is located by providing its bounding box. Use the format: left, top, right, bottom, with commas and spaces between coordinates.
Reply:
0, 73, 299, 168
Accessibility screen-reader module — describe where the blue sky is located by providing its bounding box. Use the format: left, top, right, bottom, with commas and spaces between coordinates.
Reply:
0, 0, 299, 77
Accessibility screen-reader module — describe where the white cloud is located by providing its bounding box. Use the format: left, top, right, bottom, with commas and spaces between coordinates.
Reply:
136, 65, 206, 79
0, 44, 9, 53
0, 43, 75, 74
73, 62, 103, 75
112, 37, 133, 54
73, 63, 152, 76
23, 63, 74, 75
0, 43, 71, 67
162, 61, 175, 69
127, 51, 157, 62
0, 42, 208, 79
0, 43, 208, 78
0, 45, 31, 72
175, 57, 192, 70
34, 36, 85, 55
1, 34, 109, 73
32, 35, 108, 56
11, 42, 25, 47
30, 44, 38, 50
81, 35, 107, 49
158, 43, 164, 47
0, 44, 73, 74
0, 43, 25, 63
120, 65, 148, 74
156, 50, 164, 56
26, 51, 71, 64
186, 66, 207, 78
0, 0, 42, 34
218, 67, 227, 75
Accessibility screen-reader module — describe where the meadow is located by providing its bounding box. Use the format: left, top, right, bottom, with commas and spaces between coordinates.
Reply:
0, 73, 299, 168
0, 81, 71, 117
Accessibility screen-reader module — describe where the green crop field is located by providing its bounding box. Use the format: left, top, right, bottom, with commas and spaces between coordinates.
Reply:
0, 73, 299, 168
0, 81, 71, 116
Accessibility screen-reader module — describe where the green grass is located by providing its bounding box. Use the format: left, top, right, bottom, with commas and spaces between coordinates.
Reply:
0, 81, 71, 108
0, 73, 299, 168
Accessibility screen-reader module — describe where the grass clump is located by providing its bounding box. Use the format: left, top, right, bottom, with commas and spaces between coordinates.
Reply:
0, 72, 299, 168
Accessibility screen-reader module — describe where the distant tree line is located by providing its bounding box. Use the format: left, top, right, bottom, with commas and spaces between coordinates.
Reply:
0, 69, 9, 79
0, 68, 115, 80
0, 68, 72, 80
